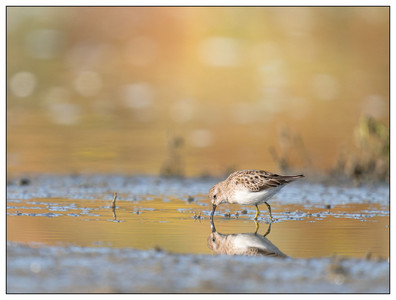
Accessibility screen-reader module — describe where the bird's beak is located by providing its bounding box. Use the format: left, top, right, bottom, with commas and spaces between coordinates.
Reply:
210, 204, 217, 220
210, 218, 216, 233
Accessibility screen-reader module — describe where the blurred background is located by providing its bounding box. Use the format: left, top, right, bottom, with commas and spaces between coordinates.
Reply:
6, 6, 389, 180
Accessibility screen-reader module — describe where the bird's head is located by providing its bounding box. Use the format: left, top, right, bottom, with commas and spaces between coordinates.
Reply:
208, 183, 226, 206
209, 183, 227, 219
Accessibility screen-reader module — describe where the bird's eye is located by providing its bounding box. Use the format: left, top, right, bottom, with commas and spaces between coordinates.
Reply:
213, 194, 217, 199
212, 238, 216, 242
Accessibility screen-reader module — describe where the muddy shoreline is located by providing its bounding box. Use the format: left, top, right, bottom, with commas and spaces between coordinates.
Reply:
6, 174, 390, 293
7, 242, 389, 293
6, 173, 389, 204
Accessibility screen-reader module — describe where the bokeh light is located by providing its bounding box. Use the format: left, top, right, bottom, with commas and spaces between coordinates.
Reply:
7, 6, 389, 178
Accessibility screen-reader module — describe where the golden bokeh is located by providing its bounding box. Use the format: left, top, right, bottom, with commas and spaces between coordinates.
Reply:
7, 7, 389, 177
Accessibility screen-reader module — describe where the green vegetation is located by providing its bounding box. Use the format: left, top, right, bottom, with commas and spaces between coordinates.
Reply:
334, 116, 389, 183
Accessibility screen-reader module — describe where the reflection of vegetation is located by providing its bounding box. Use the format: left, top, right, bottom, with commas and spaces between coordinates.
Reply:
334, 116, 389, 182
160, 134, 185, 177
111, 192, 117, 209
269, 127, 311, 173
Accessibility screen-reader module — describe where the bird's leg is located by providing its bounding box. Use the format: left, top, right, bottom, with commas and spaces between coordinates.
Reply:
263, 222, 272, 237
254, 220, 260, 234
254, 205, 260, 220
265, 202, 273, 222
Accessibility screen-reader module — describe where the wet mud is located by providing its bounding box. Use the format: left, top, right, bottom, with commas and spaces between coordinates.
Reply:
6, 174, 389, 293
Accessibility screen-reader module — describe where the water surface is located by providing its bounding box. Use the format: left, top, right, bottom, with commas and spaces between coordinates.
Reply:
7, 195, 389, 259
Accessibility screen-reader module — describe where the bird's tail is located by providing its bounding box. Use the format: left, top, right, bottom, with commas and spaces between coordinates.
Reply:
277, 174, 304, 182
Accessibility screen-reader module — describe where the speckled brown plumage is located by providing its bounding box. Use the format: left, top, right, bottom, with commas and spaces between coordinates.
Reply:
209, 169, 304, 220
207, 231, 287, 257
225, 170, 303, 192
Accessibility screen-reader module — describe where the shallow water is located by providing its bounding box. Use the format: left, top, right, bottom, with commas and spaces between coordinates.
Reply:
6, 175, 390, 293
7, 192, 389, 259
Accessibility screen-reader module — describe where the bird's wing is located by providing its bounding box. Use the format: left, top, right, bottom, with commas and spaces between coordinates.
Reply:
229, 170, 303, 192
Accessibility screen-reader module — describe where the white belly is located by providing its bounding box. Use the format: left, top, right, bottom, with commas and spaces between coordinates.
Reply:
232, 234, 285, 256
229, 186, 283, 205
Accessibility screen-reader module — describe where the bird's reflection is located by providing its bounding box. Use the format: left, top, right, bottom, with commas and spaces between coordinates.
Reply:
207, 219, 287, 258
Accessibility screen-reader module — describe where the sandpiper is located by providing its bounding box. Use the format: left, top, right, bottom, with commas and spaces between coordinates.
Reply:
209, 169, 304, 221
208, 220, 286, 257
